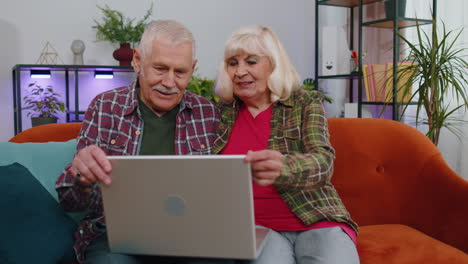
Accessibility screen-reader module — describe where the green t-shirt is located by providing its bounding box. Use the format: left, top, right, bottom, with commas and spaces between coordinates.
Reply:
137, 95, 179, 155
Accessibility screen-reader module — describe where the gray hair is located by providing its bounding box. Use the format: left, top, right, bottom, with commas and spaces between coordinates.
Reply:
138, 20, 196, 59
215, 25, 300, 103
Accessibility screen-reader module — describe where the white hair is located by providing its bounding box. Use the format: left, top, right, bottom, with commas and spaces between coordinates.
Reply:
138, 20, 195, 60
215, 25, 300, 103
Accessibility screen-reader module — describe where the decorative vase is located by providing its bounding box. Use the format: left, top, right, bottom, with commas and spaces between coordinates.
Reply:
112, 43, 134, 66
31, 117, 58, 127
384, 0, 407, 20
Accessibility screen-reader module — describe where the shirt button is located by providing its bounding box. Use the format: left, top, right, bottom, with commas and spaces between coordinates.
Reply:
110, 139, 116, 144
201, 144, 206, 149
136, 130, 141, 135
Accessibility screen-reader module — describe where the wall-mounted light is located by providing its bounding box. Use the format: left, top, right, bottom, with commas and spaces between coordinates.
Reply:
30, 70, 51, 79
94, 70, 114, 79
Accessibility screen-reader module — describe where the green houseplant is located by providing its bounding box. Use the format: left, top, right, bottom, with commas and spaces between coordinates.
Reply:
186, 74, 218, 103
302, 78, 333, 104
395, 16, 468, 145
23, 82, 67, 127
92, 3, 153, 65
185, 76, 334, 104
92, 3, 153, 45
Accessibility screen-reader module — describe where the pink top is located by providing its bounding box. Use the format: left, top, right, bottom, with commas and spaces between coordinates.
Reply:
220, 104, 356, 243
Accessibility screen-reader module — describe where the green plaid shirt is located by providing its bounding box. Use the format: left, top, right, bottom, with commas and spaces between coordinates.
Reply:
213, 89, 358, 232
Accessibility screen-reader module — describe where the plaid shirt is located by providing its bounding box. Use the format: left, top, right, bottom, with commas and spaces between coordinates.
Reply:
56, 82, 220, 263
213, 89, 358, 233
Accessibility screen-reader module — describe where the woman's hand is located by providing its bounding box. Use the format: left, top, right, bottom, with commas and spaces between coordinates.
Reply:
244, 149, 283, 186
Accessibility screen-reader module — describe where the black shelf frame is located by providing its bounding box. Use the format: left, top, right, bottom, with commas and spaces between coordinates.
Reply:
315, 0, 437, 120
363, 18, 433, 28
12, 64, 133, 135
314, 0, 380, 106
361, 101, 419, 106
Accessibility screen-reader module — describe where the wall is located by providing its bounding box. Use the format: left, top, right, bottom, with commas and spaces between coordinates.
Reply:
1, 0, 466, 179
0, 0, 315, 141
439, 0, 468, 180
461, 0, 468, 180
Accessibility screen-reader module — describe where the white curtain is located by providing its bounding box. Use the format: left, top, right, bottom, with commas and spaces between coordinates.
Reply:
432, 0, 467, 180
450, 0, 468, 179
462, 0, 468, 180
394, 0, 468, 179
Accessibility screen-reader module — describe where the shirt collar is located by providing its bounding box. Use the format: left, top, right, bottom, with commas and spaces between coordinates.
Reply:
278, 95, 294, 107
123, 81, 140, 116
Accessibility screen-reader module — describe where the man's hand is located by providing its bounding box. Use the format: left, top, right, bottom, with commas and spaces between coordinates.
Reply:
244, 150, 283, 186
70, 145, 112, 186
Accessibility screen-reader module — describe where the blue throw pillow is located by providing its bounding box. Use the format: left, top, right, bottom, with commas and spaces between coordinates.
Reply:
0, 163, 77, 263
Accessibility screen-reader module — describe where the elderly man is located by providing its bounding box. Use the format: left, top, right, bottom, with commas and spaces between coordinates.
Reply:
56, 20, 221, 263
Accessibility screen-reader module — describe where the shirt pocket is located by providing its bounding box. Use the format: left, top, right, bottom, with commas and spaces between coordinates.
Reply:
99, 133, 127, 155
282, 126, 302, 153
188, 137, 212, 155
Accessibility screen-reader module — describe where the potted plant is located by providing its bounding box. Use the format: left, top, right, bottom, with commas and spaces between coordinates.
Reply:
395, 16, 468, 145
302, 78, 333, 104
23, 82, 67, 127
186, 74, 218, 103
92, 3, 153, 66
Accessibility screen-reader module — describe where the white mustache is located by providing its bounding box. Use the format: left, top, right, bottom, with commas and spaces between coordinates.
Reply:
151, 85, 180, 95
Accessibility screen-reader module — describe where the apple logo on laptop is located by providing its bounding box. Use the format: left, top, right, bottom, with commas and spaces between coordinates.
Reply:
164, 195, 187, 216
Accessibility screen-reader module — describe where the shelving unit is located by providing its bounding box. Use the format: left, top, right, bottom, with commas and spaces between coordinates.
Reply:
314, 0, 361, 108
315, 0, 436, 119
12, 64, 134, 135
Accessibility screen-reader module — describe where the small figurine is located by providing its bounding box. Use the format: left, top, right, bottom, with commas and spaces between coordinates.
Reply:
71, 40, 86, 65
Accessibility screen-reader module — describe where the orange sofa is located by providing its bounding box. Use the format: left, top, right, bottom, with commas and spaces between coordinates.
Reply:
9, 119, 468, 263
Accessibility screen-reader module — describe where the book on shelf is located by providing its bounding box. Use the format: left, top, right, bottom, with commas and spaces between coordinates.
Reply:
372, 63, 387, 102
362, 62, 414, 103
362, 64, 371, 102
367, 64, 376, 101
384, 62, 413, 103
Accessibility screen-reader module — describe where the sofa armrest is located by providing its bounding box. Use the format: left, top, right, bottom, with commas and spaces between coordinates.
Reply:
404, 153, 468, 253
9, 123, 82, 143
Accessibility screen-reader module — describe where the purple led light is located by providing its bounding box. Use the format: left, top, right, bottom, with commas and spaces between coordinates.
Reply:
94, 71, 114, 79
30, 70, 51, 78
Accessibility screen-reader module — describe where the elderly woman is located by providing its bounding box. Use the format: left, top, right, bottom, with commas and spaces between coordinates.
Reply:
212, 25, 359, 264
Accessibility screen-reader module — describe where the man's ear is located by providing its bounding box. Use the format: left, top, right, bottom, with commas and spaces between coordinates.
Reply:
191, 59, 198, 72
133, 48, 142, 73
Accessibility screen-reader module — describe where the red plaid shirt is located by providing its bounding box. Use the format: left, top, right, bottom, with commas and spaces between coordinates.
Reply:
55, 82, 220, 263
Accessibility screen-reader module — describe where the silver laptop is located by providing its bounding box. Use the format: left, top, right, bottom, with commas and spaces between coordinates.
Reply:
101, 155, 271, 259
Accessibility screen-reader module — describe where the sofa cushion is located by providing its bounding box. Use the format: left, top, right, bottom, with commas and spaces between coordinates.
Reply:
0, 163, 77, 263
0, 139, 85, 224
0, 139, 76, 201
357, 224, 468, 264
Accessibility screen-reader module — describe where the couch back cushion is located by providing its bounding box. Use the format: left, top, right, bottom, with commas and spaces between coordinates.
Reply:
9, 122, 82, 143
0, 139, 76, 200
328, 118, 441, 226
